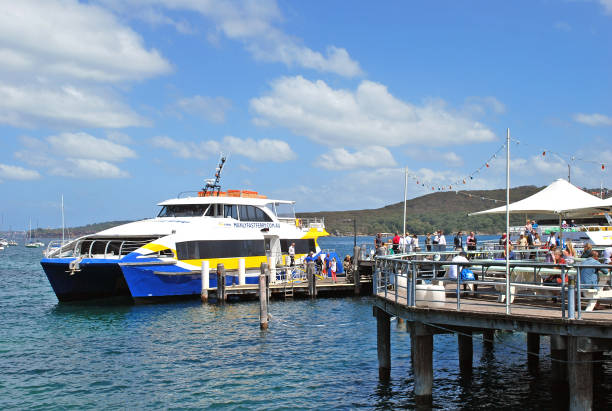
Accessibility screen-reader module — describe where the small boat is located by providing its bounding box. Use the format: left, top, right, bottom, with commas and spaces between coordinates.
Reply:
41, 157, 329, 302
25, 219, 42, 248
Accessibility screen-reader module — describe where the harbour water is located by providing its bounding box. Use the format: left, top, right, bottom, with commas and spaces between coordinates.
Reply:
2, 236, 612, 409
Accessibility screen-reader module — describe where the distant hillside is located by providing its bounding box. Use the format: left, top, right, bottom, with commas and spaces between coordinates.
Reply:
33, 185, 548, 237
297, 185, 542, 235
37, 221, 133, 238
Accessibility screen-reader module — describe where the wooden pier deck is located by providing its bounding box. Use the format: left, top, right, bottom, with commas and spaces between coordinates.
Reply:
371, 255, 612, 410
208, 277, 372, 298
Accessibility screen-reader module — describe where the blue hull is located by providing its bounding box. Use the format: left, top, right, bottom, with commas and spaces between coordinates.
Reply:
121, 264, 260, 299
41, 259, 130, 302
41, 257, 261, 302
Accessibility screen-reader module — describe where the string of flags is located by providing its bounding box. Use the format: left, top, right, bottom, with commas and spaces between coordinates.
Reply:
406, 143, 506, 193
455, 190, 504, 203
511, 138, 607, 170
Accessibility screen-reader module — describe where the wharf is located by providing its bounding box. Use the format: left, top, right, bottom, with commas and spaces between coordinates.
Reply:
372, 253, 612, 410
207, 277, 372, 299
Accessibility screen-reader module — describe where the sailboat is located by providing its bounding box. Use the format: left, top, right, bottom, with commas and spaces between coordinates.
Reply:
25, 219, 41, 248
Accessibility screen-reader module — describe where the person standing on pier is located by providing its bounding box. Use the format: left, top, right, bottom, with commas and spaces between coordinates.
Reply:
375, 233, 382, 251
432, 231, 439, 251
399, 233, 406, 253
580, 251, 609, 293
392, 233, 400, 254
453, 231, 463, 251
330, 257, 337, 283
438, 230, 446, 251
288, 242, 295, 267
425, 233, 432, 251
411, 234, 419, 252
466, 231, 477, 251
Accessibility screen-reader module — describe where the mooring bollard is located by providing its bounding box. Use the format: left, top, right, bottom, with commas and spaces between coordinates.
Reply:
259, 263, 269, 330
238, 258, 246, 285
216, 263, 226, 304
201, 260, 209, 302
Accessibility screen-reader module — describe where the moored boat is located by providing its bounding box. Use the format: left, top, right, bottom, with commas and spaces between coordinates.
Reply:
41, 158, 328, 302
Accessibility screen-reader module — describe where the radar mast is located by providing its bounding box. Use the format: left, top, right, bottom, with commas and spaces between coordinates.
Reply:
202, 154, 227, 196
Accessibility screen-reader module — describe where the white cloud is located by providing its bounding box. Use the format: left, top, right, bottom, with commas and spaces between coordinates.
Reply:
151, 135, 296, 162
49, 159, 129, 178
47, 132, 137, 162
600, 0, 612, 14
464, 96, 506, 115
98, 0, 362, 77
0, 83, 148, 129
14, 133, 134, 178
0, 163, 41, 181
406, 149, 464, 167
175, 95, 232, 123
573, 113, 612, 126
251, 76, 496, 147
106, 131, 133, 145
0, 0, 171, 129
315, 146, 396, 170
0, 0, 171, 83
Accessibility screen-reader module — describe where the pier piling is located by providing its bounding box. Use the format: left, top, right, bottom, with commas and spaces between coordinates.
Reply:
375, 307, 391, 381
483, 329, 495, 349
238, 258, 246, 285
201, 261, 209, 302
527, 333, 540, 372
307, 261, 316, 298
216, 263, 226, 304
568, 336, 593, 411
259, 263, 269, 330
411, 323, 433, 401
458, 331, 473, 376
550, 335, 567, 382
353, 246, 361, 296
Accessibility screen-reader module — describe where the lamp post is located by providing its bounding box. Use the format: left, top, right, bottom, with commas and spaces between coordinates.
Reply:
343, 218, 357, 247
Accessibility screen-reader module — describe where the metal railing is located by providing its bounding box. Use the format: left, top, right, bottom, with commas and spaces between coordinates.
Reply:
373, 253, 612, 319
44, 237, 166, 259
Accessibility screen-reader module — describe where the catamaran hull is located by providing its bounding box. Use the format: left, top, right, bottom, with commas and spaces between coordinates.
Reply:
40, 259, 130, 302
41, 258, 262, 302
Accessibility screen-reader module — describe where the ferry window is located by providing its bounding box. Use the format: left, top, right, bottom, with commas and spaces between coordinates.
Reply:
273, 202, 295, 218
205, 204, 223, 217
158, 205, 207, 217
224, 204, 238, 219
239, 205, 272, 222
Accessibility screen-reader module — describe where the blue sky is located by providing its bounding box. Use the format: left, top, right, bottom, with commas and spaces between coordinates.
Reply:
0, 0, 611, 230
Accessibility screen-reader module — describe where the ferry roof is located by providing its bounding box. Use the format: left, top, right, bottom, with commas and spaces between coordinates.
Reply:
157, 196, 295, 207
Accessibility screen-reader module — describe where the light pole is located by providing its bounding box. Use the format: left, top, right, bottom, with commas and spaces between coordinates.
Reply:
343, 218, 357, 247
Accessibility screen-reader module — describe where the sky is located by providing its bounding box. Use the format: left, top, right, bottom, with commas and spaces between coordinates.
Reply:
0, 0, 611, 230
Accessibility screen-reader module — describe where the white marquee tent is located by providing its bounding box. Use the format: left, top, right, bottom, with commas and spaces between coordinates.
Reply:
469, 178, 605, 217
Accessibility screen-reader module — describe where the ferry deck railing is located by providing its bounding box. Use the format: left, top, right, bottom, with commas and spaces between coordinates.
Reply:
45, 238, 167, 260
374, 251, 612, 320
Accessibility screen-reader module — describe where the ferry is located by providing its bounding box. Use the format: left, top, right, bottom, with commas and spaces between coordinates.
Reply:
41, 158, 329, 302
509, 215, 612, 246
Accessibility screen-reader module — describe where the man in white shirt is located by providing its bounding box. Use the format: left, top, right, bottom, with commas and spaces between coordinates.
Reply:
411, 234, 419, 251
288, 243, 295, 266
399, 235, 406, 253
447, 252, 469, 280
438, 230, 446, 251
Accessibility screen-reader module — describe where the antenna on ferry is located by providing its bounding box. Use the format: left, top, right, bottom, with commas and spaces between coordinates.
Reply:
202, 153, 227, 196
